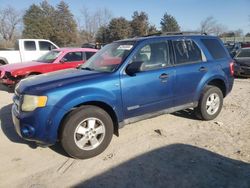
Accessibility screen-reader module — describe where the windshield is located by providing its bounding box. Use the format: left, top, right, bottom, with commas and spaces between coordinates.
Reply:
37, 51, 61, 63
80, 41, 135, 72
236, 49, 250, 58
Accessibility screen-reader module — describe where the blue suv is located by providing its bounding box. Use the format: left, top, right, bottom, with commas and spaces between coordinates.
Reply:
12, 33, 234, 159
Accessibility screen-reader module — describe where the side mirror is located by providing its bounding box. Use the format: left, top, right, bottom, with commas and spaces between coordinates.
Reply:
60, 58, 66, 63
125, 61, 143, 76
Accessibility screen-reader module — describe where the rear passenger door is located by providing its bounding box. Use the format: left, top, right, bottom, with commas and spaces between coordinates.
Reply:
172, 38, 207, 106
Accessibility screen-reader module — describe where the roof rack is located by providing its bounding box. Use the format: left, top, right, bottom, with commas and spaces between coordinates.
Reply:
143, 31, 207, 37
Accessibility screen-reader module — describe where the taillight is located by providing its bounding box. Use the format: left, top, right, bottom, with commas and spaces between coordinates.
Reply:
229, 61, 234, 76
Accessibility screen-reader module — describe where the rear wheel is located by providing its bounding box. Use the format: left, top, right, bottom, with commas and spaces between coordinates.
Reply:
194, 86, 223, 120
60, 105, 114, 159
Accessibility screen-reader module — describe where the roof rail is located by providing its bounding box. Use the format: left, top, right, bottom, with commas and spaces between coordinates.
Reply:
143, 31, 207, 37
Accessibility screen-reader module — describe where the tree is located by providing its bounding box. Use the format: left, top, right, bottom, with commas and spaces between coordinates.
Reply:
130, 11, 149, 37
246, 33, 250, 37
23, 1, 77, 46
0, 6, 22, 45
148, 25, 158, 35
95, 26, 110, 43
160, 12, 180, 32
79, 7, 112, 42
23, 1, 55, 40
200, 16, 217, 34
107, 17, 131, 42
53, 1, 77, 46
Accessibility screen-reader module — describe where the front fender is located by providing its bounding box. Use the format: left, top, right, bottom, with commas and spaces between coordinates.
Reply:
46, 87, 123, 142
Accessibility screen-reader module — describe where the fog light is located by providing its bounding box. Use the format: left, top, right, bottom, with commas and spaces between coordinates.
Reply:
21, 125, 35, 138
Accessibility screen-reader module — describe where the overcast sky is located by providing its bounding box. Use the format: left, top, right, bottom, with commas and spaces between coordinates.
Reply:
1, 0, 249, 34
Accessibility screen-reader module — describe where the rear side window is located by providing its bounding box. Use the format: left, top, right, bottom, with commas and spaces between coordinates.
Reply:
39, 41, 56, 51
24, 41, 36, 51
85, 52, 96, 60
201, 39, 228, 59
63, 52, 83, 62
173, 39, 202, 65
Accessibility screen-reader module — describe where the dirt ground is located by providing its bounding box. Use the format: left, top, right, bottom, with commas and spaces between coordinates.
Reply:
0, 78, 250, 188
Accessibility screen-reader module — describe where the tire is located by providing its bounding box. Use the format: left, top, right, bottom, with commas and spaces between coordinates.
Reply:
60, 105, 114, 159
194, 86, 223, 120
0, 60, 6, 66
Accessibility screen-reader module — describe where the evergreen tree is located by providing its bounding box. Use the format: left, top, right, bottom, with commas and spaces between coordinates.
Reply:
108, 17, 131, 42
130, 11, 149, 37
95, 26, 110, 43
23, 4, 48, 39
148, 25, 159, 35
160, 12, 180, 32
53, 1, 77, 46
23, 1, 77, 46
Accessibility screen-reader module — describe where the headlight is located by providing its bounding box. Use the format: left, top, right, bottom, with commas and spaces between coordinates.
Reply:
21, 95, 47, 112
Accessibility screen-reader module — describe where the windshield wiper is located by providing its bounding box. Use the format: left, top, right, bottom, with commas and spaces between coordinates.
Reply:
78, 66, 95, 71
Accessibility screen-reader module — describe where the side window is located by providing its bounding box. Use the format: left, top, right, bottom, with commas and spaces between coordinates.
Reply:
85, 52, 96, 60
173, 39, 202, 65
39, 41, 56, 51
132, 41, 170, 72
63, 52, 83, 62
201, 39, 228, 60
24, 41, 36, 51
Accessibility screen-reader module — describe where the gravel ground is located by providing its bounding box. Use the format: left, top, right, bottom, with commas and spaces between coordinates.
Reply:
0, 78, 250, 188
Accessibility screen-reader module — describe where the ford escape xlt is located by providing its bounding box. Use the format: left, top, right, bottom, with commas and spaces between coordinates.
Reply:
12, 33, 234, 159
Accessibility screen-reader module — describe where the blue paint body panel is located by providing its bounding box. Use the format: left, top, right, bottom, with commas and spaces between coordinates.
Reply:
12, 35, 234, 145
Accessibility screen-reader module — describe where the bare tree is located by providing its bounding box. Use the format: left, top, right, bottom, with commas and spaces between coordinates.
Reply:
234, 29, 243, 37
79, 7, 112, 42
213, 24, 228, 36
0, 6, 22, 45
200, 16, 217, 34
200, 16, 227, 36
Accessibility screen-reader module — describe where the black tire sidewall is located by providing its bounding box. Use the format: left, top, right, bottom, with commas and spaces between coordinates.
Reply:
200, 86, 223, 120
61, 106, 114, 159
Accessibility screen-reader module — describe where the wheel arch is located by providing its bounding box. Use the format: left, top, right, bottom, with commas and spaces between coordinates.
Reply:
206, 78, 227, 97
0, 58, 8, 65
58, 101, 120, 139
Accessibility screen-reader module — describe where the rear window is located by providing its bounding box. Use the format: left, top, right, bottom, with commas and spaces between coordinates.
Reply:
201, 39, 228, 60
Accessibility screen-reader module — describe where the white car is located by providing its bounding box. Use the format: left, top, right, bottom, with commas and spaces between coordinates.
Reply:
0, 39, 58, 65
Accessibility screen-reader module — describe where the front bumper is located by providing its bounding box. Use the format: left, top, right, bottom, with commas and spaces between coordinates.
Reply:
0, 78, 15, 85
11, 102, 66, 145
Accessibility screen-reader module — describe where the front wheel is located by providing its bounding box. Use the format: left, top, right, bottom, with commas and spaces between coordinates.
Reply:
194, 86, 223, 120
60, 105, 114, 159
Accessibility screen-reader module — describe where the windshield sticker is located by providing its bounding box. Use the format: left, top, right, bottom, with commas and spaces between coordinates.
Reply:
117, 45, 133, 50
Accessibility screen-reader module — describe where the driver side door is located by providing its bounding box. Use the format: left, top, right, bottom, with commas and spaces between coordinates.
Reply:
53, 52, 85, 71
120, 40, 176, 119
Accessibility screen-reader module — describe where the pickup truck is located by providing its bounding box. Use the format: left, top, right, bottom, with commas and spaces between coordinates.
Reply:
0, 39, 58, 65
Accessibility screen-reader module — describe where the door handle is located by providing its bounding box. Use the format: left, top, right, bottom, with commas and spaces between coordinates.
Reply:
199, 67, 208, 72
159, 73, 169, 79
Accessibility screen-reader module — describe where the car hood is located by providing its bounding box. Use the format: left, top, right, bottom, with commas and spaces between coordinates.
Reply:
0, 61, 44, 72
234, 58, 250, 67
16, 68, 107, 94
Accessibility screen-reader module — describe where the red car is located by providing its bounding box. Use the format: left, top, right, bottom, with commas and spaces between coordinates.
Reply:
0, 48, 98, 86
